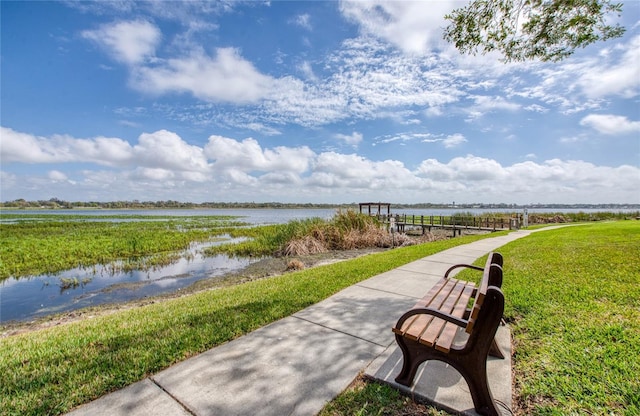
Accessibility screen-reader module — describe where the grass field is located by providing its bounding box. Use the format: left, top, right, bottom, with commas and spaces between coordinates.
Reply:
321, 221, 640, 415
2, 220, 638, 415
0, 232, 499, 416
500, 221, 640, 414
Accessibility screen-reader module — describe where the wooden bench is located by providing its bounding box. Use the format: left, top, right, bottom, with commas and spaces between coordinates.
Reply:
392, 252, 506, 416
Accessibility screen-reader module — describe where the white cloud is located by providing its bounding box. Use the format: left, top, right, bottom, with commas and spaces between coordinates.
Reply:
82, 20, 160, 65
414, 156, 639, 203
442, 134, 467, 148
560, 135, 586, 144
204, 135, 314, 174
133, 130, 210, 172
132, 48, 279, 104
339, 0, 455, 54
334, 131, 363, 146
133, 167, 175, 181
292, 13, 312, 31
48, 170, 68, 181
0, 127, 133, 165
577, 34, 640, 99
416, 155, 505, 181
472, 95, 521, 113
81, 19, 284, 105
3, 128, 638, 204
245, 123, 282, 136
298, 61, 318, 81
580, 114, 640, 135
310, 152, 414, 189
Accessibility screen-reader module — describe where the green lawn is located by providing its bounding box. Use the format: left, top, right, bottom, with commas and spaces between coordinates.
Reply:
321, 221, 640, 415
3, 221, 638, 416
499, 221, 640, 414
0, 232, 498, 416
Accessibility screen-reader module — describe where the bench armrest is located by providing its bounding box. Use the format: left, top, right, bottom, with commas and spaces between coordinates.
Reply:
395, 307, 467, 330
444, 264, 483, 278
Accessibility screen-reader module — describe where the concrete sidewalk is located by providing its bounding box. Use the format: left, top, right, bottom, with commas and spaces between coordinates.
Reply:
67, 230, 533, 416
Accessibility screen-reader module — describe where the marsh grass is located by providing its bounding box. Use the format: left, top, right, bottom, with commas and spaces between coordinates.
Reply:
208, 209, 415, 257
0, 233, 499, 416
0, 215, 243, 279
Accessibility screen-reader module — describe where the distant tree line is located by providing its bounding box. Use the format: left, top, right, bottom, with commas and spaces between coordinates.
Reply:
0, 198, 637, 210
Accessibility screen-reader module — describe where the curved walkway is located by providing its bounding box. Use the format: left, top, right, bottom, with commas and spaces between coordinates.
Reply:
67, 229, 536, 416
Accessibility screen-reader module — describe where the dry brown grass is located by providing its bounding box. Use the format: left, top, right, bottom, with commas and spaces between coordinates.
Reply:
282, 236, 328, 256
281, 222, 446, 256
278, 210, 468, 257
285, 259, 305, 271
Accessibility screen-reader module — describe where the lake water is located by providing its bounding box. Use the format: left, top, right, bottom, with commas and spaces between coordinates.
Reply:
0, 238, 260, 323
1, 207, 636, 323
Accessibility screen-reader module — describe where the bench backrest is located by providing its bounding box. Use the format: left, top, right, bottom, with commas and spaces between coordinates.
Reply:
465, 253, 503, 334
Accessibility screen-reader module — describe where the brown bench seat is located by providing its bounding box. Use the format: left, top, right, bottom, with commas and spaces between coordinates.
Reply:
392, 252, 506, 416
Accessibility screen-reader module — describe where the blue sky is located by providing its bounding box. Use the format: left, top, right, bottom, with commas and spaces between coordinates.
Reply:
1, 0, 639, 204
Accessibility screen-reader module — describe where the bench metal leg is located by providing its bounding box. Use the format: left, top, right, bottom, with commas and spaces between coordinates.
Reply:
394, 335, 502, 416
455, 355, 501, 416
394, 334, 428, 386
489, 338, 505, 359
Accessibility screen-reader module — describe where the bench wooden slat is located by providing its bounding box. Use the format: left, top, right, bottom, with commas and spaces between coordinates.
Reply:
393, 278, 460, 339
435, 322, 461, 353
402, 314, 434, 341
425, 278, 459, 308
419, 317, 446, 346
392, 278, 446, 337
435, 284, 477, 352
418, 280, 470, 346
416, 278, 449, 306
465, 263, 501, 334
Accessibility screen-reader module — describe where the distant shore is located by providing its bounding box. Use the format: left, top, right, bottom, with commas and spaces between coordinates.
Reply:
1, 198, 638, 211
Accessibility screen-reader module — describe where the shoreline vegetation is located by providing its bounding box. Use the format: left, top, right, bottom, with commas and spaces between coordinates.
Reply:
1, 210, 638, 415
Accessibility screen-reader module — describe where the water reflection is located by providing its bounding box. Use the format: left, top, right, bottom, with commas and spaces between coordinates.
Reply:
0, 239, 258, 323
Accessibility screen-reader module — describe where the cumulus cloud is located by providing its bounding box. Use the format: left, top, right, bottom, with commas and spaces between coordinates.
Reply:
2, 127, 638, 204
442, 134, 467, 148
311, 152, 414, 189
131, 48, 279, 104
82, 20, 160, 65
414, 156, 639, 203
48, 170, 69, 181
0, 127, 133, 165
82, 19, 281, 104
133, 130, 210, 172
204, 135, 315, 174
580, 114, 640, 135
339, 0, 455, 54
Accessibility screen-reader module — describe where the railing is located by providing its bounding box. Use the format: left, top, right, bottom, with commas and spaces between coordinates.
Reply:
377, 214, 517, 233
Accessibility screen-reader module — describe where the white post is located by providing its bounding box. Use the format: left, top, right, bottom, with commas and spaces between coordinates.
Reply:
389, 216, 396, 248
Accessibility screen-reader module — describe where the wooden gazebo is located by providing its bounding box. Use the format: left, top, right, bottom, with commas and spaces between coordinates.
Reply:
358, 202, 391, 217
